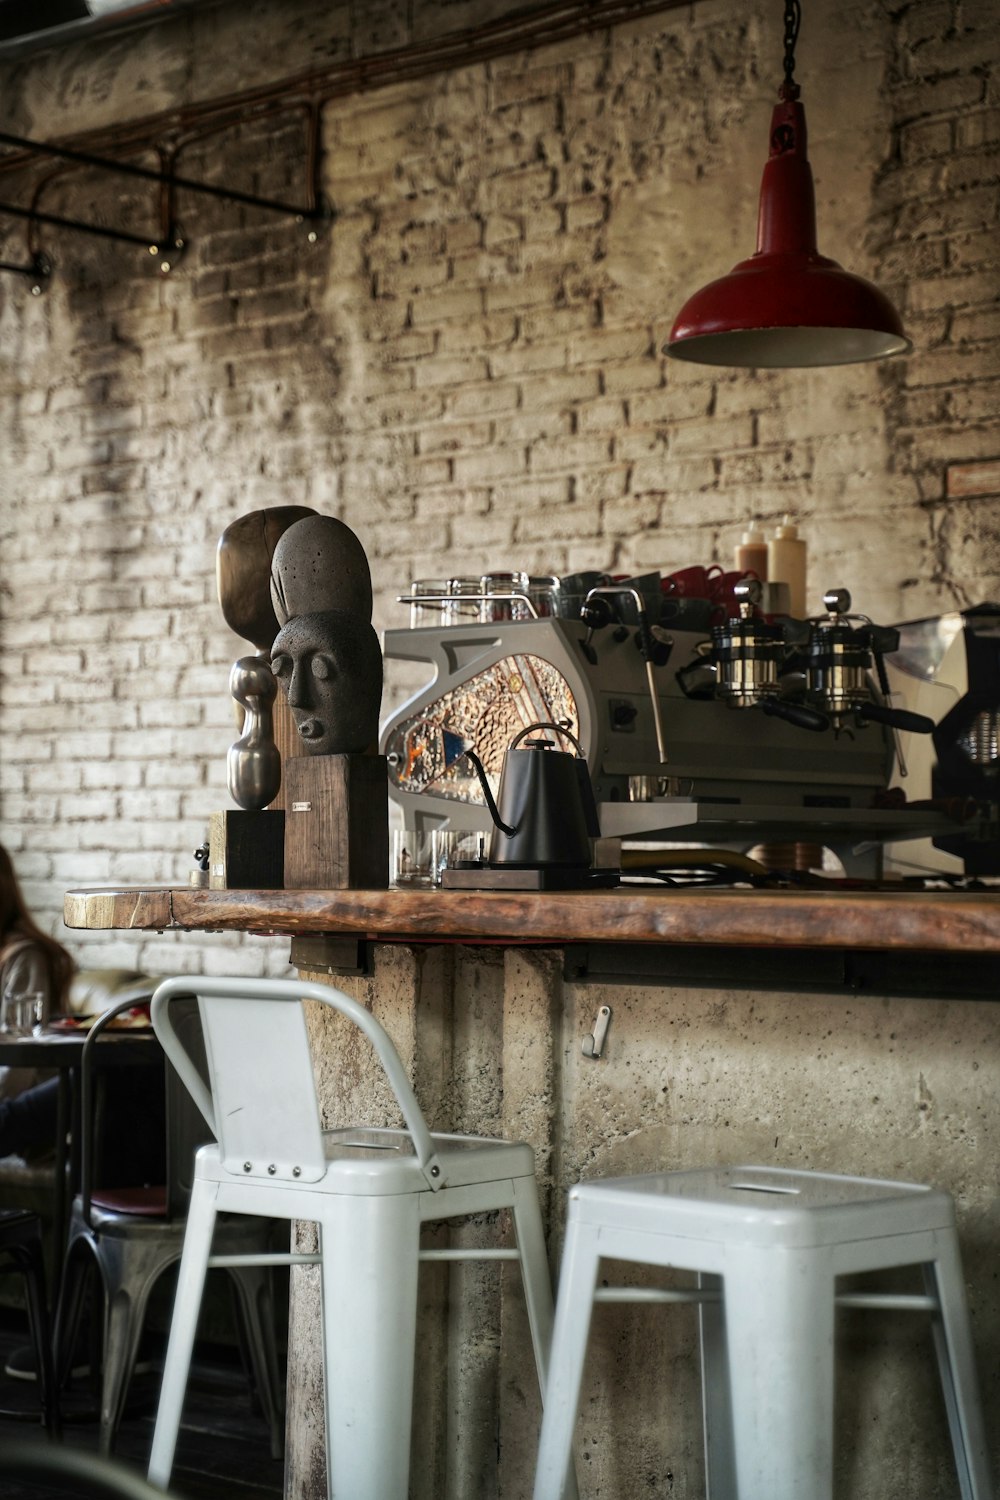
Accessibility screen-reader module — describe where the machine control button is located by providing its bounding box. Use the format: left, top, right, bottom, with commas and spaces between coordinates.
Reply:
610, 699, 638, 731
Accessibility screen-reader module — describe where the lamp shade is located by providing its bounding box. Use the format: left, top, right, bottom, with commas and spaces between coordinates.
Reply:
665, 99, 911, 368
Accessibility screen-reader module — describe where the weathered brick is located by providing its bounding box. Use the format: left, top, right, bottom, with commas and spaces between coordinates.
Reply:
489, 341, 566, 376
491, 65, 570, 109
956, 108, 1000, 151
516, 502, 600, 542
530, 436, 612, 474
417, 419, 493, 454
482, 214, 522, 248
437, 315, 518, 353
517, 371, 601, 408
483, 272, 561, 313
900, 116, 954, 163
412, 353, 490, 391
446, 381, 521, 417
407, 286, 485, 325
601, 359, 665, 395
451, 446, 527, 484
947, 459, 1000, 498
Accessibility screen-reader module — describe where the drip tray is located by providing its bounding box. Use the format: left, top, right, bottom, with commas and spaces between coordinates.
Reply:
441, 865, 619, 891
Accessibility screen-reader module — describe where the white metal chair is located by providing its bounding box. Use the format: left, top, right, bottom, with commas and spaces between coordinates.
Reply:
145, 975, 567, 1500
533, 1164, 993, 1500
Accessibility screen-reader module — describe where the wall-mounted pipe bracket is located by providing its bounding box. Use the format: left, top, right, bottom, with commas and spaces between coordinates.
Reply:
582, 1005, 612, 1059
0, 249, 52, 294
0, 102, 329, 287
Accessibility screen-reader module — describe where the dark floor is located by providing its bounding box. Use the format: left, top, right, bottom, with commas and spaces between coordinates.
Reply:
0, 1311, 286, 1499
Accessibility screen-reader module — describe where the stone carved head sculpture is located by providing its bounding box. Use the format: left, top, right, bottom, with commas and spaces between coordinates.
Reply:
268, 514, 383, 756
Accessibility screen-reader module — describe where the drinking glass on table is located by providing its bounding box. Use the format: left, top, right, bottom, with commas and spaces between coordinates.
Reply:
0, 988, 45, 1036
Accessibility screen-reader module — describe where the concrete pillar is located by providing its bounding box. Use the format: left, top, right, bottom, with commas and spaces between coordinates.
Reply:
285, 945, 1000, 1499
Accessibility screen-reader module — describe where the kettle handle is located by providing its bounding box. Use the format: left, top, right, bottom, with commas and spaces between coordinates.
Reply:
509, 721, 586, 758
462, 747, 516, 836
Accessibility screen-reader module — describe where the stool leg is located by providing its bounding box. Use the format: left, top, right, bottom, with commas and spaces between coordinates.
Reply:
228, 1263, 285, 1460
698, 1272, 735, 1500
511, 1175, 557, 1394
147, 1179, 219, 1489
512, 1176, 580, 1500
722, 1247, 836, 1500
923, 1236, 993, 1500
99, 1236, 174, 1455
52, 1234, 92, 1394
16, 1240, 60, 1437
319, 1193, 420, 1500
532, 1213, 601, 1500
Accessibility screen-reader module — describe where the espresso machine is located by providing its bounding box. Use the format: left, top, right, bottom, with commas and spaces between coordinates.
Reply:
379, 571, 995, 881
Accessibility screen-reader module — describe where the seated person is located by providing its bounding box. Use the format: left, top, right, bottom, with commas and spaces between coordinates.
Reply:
0, 842, 165, 1177
0, 841, 74, 1159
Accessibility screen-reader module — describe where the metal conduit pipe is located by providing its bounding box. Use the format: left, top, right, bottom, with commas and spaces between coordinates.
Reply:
0, 0, 698, 182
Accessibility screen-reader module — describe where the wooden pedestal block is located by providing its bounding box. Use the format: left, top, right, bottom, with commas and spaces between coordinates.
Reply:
209, 810, 285, 890
284, 755, 388, 890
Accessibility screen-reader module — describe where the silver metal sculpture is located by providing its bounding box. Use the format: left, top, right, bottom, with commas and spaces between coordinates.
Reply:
227, 655, 281, 810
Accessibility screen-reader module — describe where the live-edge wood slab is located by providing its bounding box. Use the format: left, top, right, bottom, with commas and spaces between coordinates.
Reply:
63, 884, 1000, 955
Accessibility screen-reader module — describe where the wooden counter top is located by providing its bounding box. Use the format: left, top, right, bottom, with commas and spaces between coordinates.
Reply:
63, 883, 1000, 955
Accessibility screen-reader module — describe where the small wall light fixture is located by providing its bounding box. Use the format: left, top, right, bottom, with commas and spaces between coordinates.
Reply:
664, 0, 911, 369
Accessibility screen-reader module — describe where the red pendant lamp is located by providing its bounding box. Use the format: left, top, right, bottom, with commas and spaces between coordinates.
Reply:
665, 0, 911, 369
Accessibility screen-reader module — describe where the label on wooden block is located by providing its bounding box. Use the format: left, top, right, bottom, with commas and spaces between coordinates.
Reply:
284, 755, 389, 890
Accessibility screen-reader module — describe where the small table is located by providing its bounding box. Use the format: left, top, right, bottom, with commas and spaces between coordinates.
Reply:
0, 1026, 158, 1258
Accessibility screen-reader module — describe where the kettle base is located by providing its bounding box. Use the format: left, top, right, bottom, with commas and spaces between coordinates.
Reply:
441, 864, 619, 891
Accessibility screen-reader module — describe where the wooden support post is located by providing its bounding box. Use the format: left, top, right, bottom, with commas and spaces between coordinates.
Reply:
284, 755, 388, 889
208, 810, 285, 890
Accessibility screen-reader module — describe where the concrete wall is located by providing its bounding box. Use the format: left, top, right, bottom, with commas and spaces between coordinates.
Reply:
0, 0, 997, 964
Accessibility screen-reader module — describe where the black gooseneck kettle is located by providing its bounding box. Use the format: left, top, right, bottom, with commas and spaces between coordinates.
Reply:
464, 722, 600, 868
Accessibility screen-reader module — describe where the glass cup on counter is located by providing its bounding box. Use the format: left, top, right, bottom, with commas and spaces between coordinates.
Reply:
479, 571, 531, 622
407, 579, 453, 629
527, 576, 559, 618
445, 578, 482, 625
391, 828, 458, 887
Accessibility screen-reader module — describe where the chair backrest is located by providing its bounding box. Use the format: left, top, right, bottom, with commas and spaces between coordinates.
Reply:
150, 976, 444, 1191
80, 992, 215, 1222
79, 992, 164, 1223
163, 998, 214, 1217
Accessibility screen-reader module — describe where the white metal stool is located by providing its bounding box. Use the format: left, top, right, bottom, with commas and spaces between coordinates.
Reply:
533, 1164, 992, 1500
145, 976, 571, 1500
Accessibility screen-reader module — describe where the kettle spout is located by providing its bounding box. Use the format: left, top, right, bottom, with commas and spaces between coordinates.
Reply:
463, 748, 516, 836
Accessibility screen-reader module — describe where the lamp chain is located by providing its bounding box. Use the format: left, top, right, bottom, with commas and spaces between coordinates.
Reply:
779, 0, 802, 101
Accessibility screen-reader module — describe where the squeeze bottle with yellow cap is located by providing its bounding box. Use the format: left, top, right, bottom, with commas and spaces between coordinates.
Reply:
734, 521, 768, 580
767, 516, 807, 617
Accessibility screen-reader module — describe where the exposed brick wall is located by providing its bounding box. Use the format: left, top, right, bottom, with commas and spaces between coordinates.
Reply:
0, 0, 997, 973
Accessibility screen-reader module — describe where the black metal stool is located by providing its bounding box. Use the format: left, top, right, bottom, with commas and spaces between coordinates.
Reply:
0, 1209, 58, 1434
